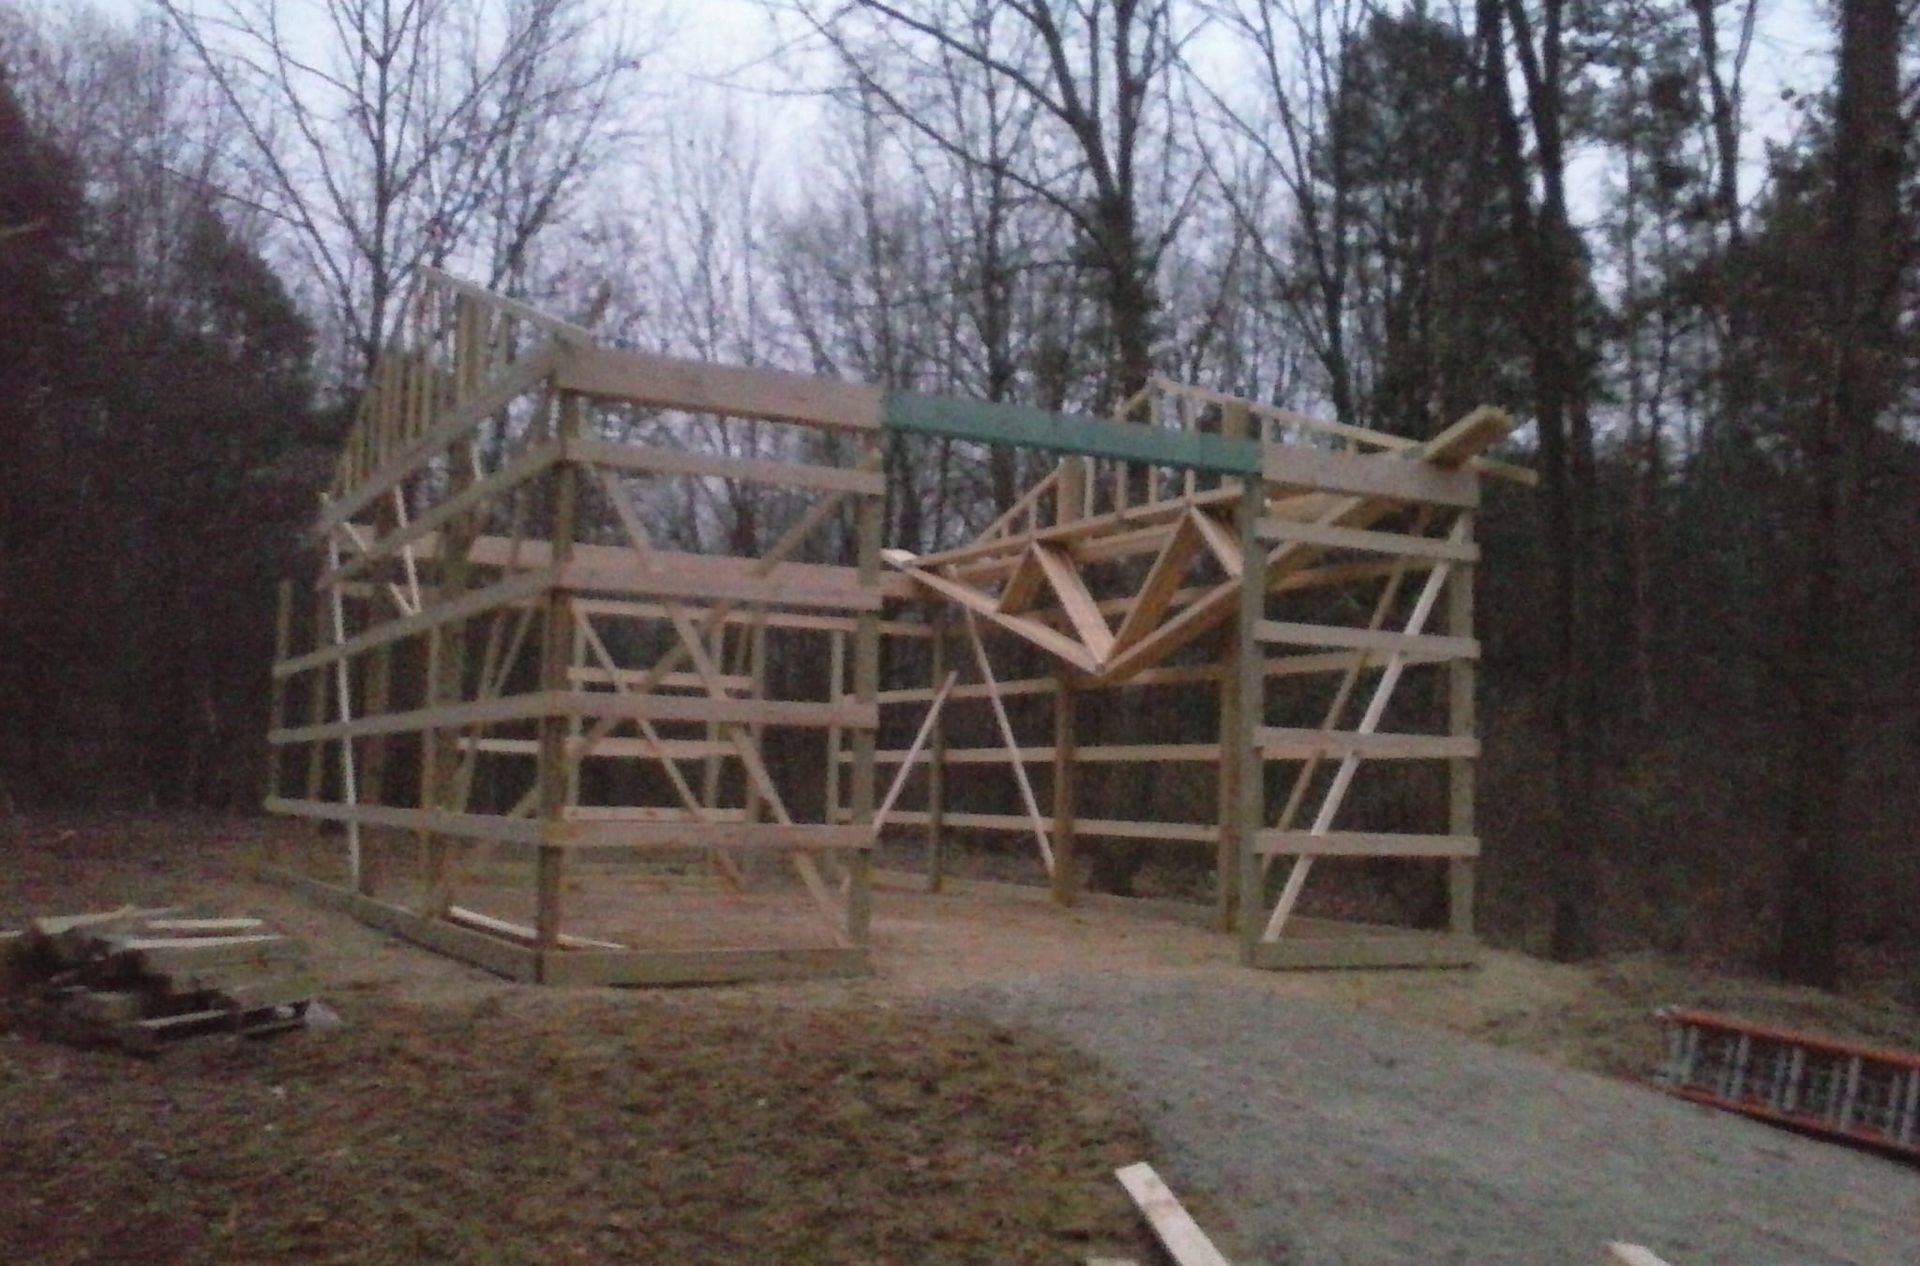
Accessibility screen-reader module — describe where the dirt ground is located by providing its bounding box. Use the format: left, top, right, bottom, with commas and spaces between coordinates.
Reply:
4, 812, 1919, 1265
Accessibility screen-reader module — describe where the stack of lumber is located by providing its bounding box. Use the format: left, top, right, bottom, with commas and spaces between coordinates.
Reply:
1, 905, 319, 1054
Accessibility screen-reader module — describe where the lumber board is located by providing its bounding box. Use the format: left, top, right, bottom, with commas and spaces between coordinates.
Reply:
445, 905, 626, 950
1257, 728, 1480, 760
1606, 1246, 1675, 1266
871, 810, 1216, 843
558, 345, 883, 431
320, 346, 559, 533
889, 557, 1101, 673
461, 736, 737, 760
1262, 444, 1477, 507
260, 868, 541, 982
559, 557, 881, 611
1254, 831, 1481, 858
537, 945, 870, 987
547, 821, 874, 851
863, 743, 1219, 764
275, 566, 556, 679
1257, 518, 1480, 562
573, 437, 883, 495
1255, 621, 1479, 660
321, 439, 563, 588
1031, 542, 1114, 657
1113, 1163, 1233, 1266
264, 796, 547, 845
886, 392, 1261, 475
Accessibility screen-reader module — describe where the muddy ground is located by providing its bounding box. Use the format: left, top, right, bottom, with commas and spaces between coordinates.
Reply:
2, 813, 1917, 1265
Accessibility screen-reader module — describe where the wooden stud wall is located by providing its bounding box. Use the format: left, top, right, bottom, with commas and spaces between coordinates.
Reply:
270, 266, 1518, 983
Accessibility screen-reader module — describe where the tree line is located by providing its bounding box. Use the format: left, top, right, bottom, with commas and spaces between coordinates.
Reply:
0, 0, 1912, 990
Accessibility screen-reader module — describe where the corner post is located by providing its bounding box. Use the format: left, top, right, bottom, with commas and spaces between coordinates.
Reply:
1447, 510, 1478, 939
1216, 401, 1251, 931
926, 613, 948, 892
847, 436, 884, 947
1050, 456, 1087, 906
534, 389, 580, 952
1233, 474, 1267, 963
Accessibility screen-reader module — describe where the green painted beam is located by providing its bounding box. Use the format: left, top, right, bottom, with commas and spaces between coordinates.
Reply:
884, 391, 1261, 476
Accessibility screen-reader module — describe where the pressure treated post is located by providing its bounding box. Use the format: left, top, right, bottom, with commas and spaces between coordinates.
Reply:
1447, 510, 1477, 938
1051, 456, 1086, 906
534, 390, 581, 952
847, 443, 883, 947
926, 614, 947, 892
1215, 401, 1251, 931
1233, 479, 1267, 963
358, 641, 392, 897
1051, 669, 1078, 905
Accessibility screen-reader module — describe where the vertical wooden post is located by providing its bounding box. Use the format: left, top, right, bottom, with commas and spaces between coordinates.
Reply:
847, 450, 883, 947
1049, 455, 1085, 907
1233, 479, 1267, 963
926, 614, 947, 892
534, 390, 581, 953
744, 617, 769, 825
1051, 669, 1078, 905
1216, 401, 1251, 931
358, 642, 392, 897
824, 628, 845, 827
1447, 510, 1478, 939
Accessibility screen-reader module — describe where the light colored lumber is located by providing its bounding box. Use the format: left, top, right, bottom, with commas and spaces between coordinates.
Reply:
1255, 620, 1478, 660
889, 554, 1100, 673
1257, 517, 1480, 562
1606, 1247, 1675, 1266
558, 344, 883, 431
1113, 1163, 1233, 1266
962, 609, 1055, 874
870, 810, 1216, 843
1031, 542, 1114, 658
445, 905, 626, 950
873, 672, 958, 828
573, 437, 883, 495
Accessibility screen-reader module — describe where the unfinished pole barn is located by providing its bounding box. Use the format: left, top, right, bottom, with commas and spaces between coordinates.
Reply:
265, 269, 1530, 982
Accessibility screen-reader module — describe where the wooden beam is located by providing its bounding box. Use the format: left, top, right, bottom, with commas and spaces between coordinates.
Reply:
1032, 542, 1114, 659
557, 344, 883, 431
889, 556, 1101, 673
886, 391, 1262, 475
1113, 1163, 1233, 1266
1258, 518, 1480, 562
571, 437, 884, 496
870, 810, 1216, 843
1255, 621, 1478, 660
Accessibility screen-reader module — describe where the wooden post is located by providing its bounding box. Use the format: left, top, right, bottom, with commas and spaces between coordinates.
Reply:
1049, 455, 1086, 907
1216, 400, 1250, 931
824, 627, 845, 828
1233, 480, 1266, 963
847, 459, 883, 946
1051, 667, 1078, 905
357, 641, 392, 897
1447, 510, 1477, 938
926, 615, 948, 893
534, 391, 581, 952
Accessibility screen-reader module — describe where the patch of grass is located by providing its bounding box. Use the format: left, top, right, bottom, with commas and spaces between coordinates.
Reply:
0, 992, 1153, 1265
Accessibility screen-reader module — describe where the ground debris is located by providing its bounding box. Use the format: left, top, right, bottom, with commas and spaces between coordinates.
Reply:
2, 904, 318, 1055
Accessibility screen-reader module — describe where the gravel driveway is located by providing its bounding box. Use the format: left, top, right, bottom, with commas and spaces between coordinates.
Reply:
949, 973, 1920, 1266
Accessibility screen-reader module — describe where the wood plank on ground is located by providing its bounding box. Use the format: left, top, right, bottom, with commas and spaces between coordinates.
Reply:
1113, 1162, 1233, 1266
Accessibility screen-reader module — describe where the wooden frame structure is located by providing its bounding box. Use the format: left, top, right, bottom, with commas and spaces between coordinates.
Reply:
266, 270, 1527, 982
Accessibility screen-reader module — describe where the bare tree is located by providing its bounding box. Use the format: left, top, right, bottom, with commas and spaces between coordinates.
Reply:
157, 0, 651, 375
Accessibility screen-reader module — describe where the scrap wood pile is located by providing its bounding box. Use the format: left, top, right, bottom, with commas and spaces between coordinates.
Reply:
1, 905, 319, 1054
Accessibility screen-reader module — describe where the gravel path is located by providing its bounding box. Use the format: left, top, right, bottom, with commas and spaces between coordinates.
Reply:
949, 973, 1920, 1266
